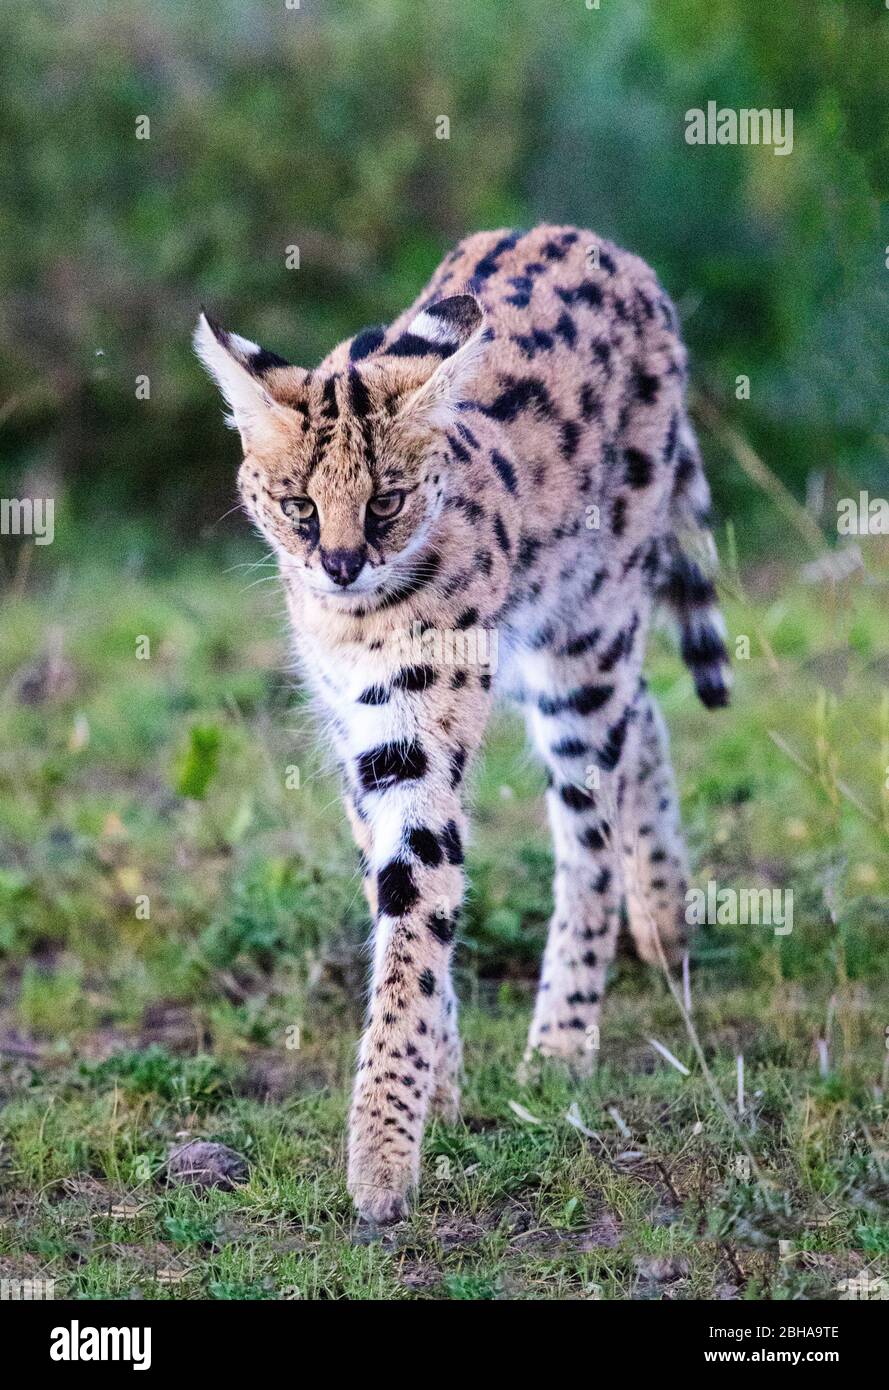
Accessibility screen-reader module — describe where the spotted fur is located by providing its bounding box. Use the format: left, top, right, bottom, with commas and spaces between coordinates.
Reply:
196, 224, 730, 1223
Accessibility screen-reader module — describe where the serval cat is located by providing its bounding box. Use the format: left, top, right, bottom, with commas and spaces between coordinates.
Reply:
196, 224, 730, 1222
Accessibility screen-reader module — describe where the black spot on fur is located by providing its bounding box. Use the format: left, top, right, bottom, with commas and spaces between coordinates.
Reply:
672, 440, 697, 490
512, 327, 552, 356
374, 549, 443, 610
469, 232, 522, 286
592, 338, 612, 371
348, 368, 374, 422
358, 741, 428, 792
585, 567, 608, 598
408, 827, 443, 867
427, 911, 457, 944
377, 859, 419, 916
663, 411, 679, 462
624, 447, 653, 489
492, 513, 511, 554
529, 621, 557, 650
392, 664, 437, 693
559, 628, 602, 658
598, 615, 639, 672
554, 312, 577, 349
357, 683, 389, 705
579, 383, 602, 419
560, 784, 596, 812
557, 281, 604, 309
539, 683, 614, 717
320, 376, 339, 420
506, 277, 533, 309
449, 746, 467, 788
632, 364, 660, 403
551, 736, 590, 757
491, 449, 518, 493
418, 968, 436, 997
481, 376, 553, 423
440, 820, 464, 864
596, 709, 630, 771
447, 494, 485, 524
446, 432, 472, 464
516, 535, 542, 570
561, 419, 581, 459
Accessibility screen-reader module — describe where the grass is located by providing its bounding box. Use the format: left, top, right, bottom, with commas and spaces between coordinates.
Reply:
0, 524, 887, 1300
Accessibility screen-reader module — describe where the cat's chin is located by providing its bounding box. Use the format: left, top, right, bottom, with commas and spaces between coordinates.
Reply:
301, 575, 387, 601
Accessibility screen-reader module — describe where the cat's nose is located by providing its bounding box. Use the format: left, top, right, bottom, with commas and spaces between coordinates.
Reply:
320, 546, 366, 587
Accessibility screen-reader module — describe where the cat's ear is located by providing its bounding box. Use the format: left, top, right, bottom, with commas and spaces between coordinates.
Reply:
194, 312, 301, 448
397, 295, 489, 431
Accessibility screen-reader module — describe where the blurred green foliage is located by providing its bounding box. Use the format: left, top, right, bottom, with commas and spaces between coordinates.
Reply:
174, 723, 222, 800
80, 1043, 229, 1104
1, 0, 886, 540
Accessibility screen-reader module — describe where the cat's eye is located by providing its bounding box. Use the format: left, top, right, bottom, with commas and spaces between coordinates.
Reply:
280, 496, 315, 522
368, 491, 405, 520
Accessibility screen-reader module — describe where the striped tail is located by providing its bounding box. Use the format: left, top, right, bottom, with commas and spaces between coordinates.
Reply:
659, 415, 731, 710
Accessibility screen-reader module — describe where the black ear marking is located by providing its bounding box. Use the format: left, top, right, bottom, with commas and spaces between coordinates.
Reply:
423, 294, 483, 341
200, 308, 230, 350
197, 309, 291, 378
350, 325, 388, 362
389, 293, 485, 360
249, 346, 291, 375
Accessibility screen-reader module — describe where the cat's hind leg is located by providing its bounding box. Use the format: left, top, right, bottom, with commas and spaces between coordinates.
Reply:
620, 684, 690, 970
519, 632, 645, 1074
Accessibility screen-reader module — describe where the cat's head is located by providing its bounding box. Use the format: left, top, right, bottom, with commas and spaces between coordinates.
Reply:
195, 295, 487, 598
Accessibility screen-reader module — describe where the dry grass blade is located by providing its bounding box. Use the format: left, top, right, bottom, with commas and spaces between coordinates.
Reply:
694, 395, 826, 555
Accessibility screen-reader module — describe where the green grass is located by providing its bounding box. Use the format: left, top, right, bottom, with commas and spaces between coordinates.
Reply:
0, 528, 888, 1300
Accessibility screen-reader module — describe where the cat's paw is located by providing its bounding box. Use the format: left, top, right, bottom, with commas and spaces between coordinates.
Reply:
518, 1041, 597, 1086
349, 1179, 411, 1225
348, 1132, 417, 1225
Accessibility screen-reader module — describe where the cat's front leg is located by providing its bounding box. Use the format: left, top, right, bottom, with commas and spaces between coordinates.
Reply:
345, 739, 476, 1224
